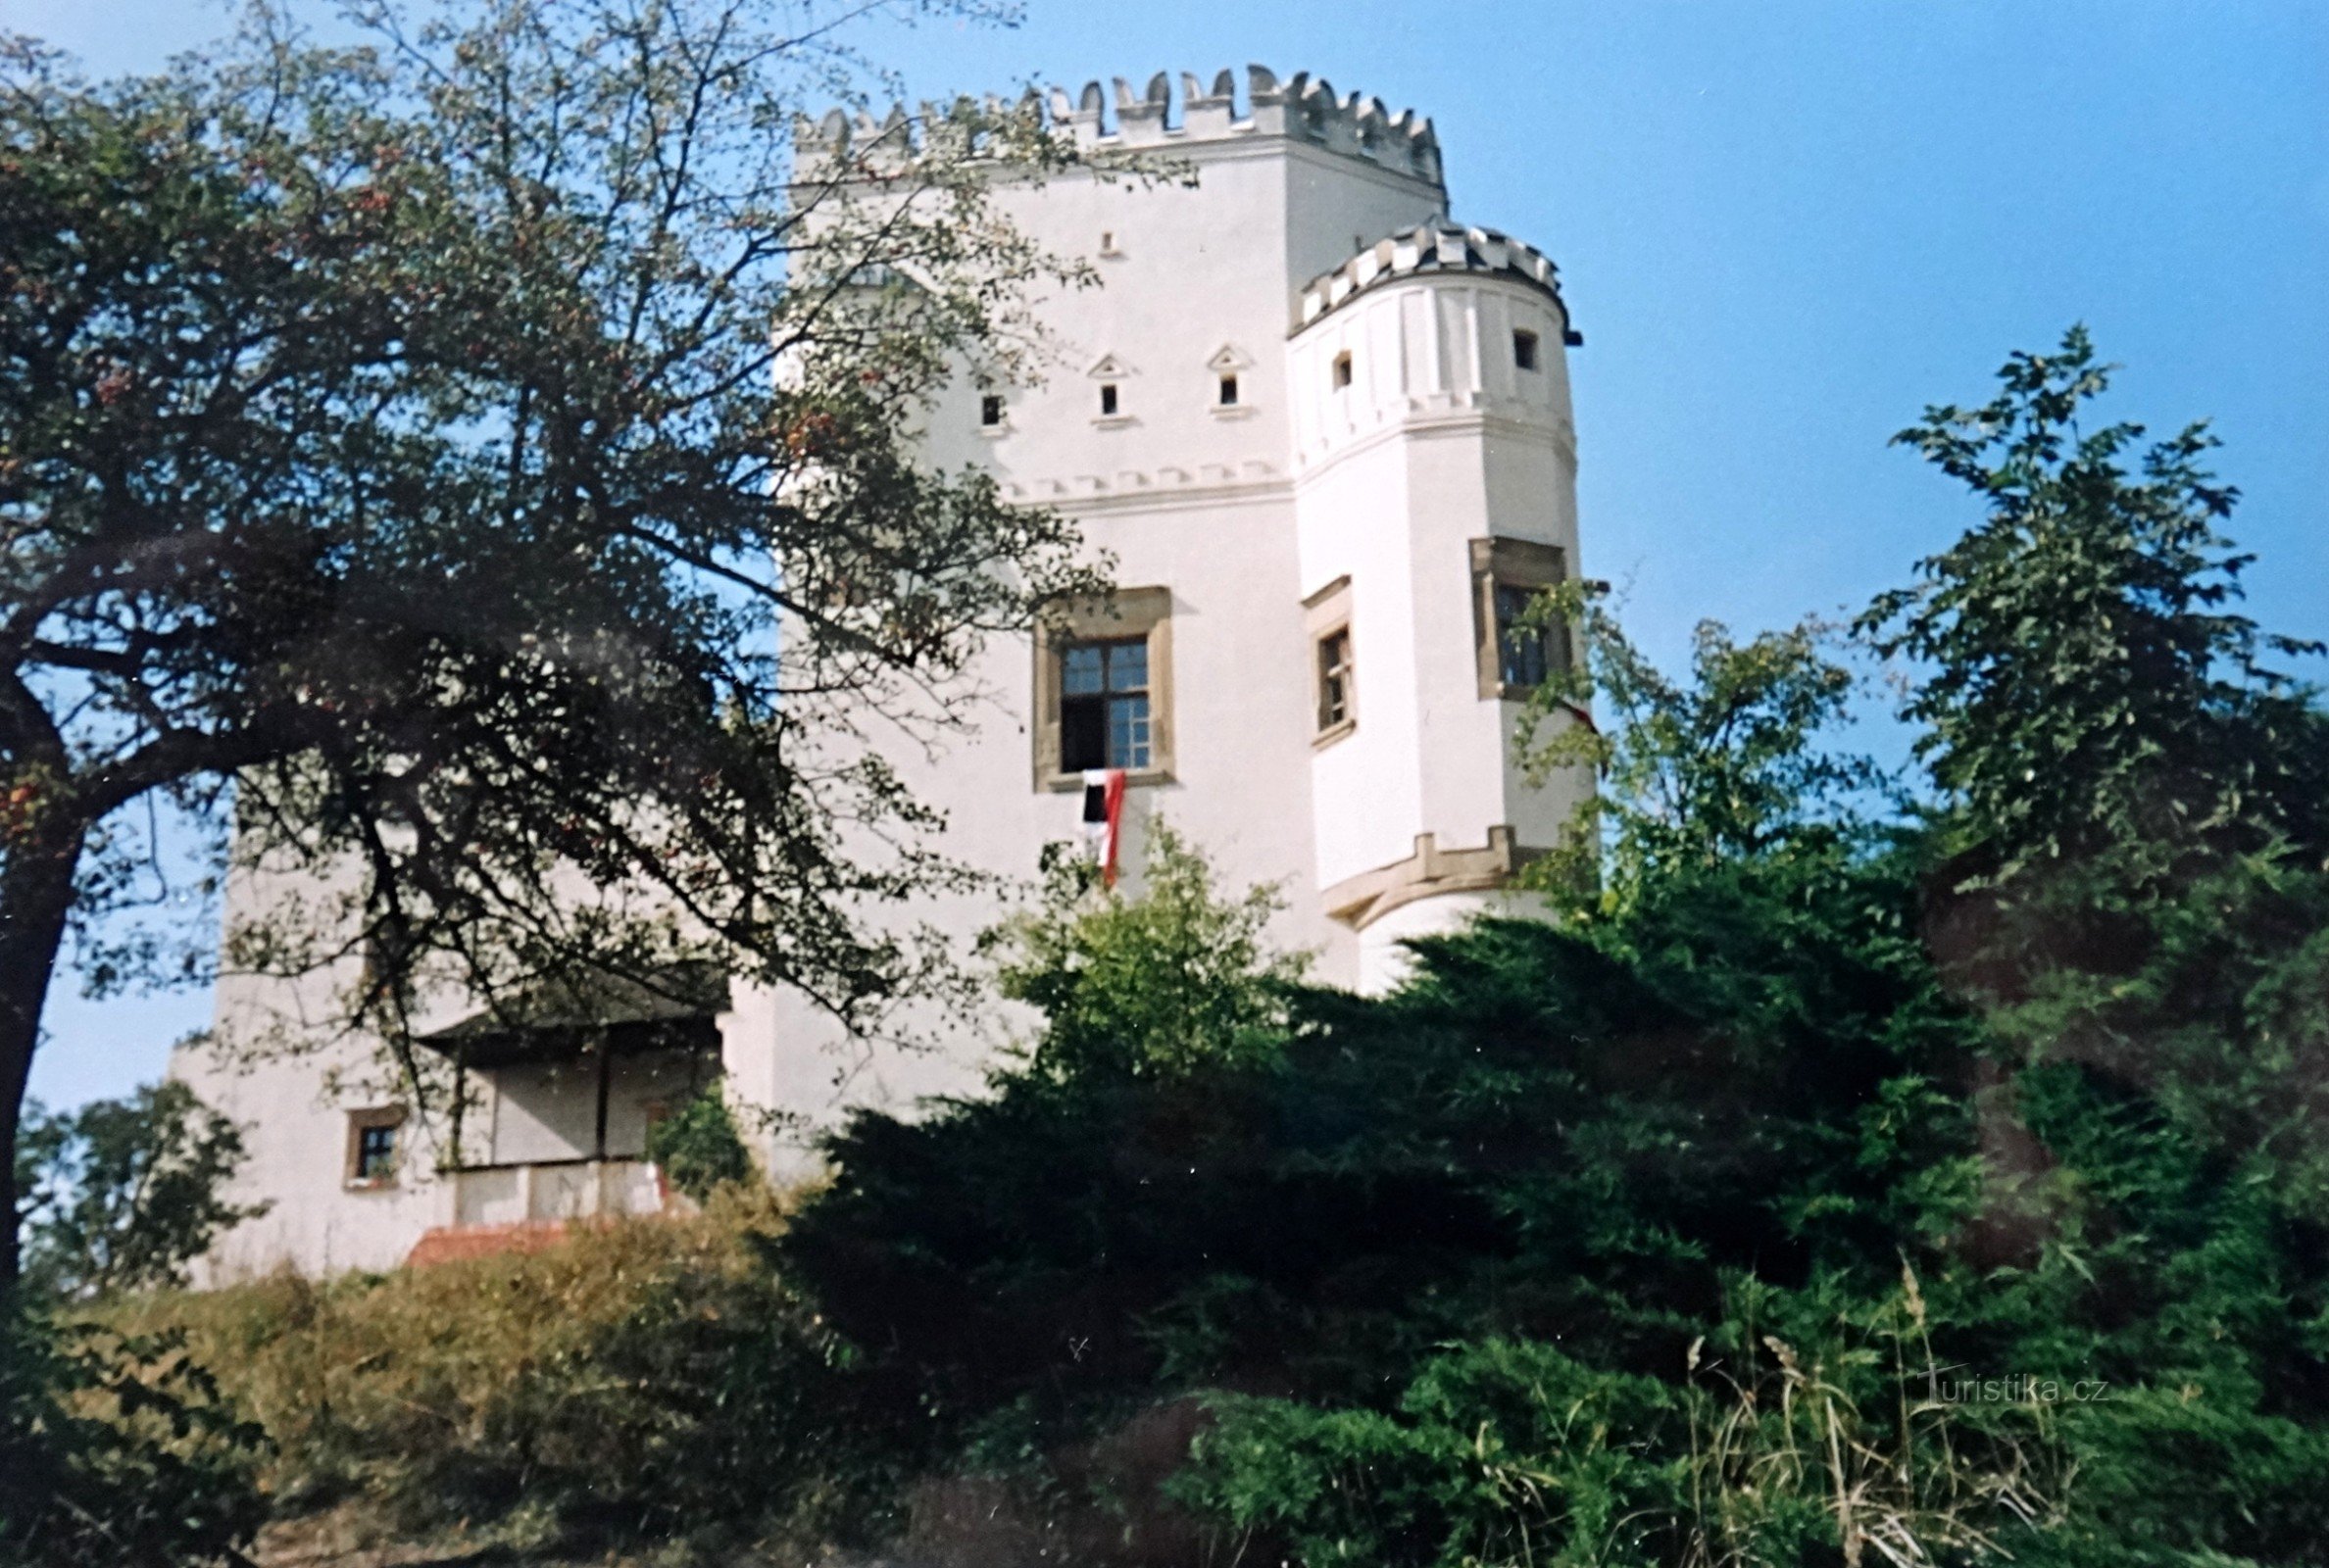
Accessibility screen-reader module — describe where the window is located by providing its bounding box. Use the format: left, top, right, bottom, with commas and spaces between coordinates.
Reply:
1060, 638, 1151, 771
1331, 351, 1353, 390
1305, 574, 1357, 746
1512, 329, 1540, 371
345, 1106, 406, 1187
1218, 373, 1239, 407
1033, 587, 1172, 788
980, 393, 1004, 427
1470, 537, 1569, 699
1099, 382, 1119, 416
1492, 583, 1550, 688
1317, 629, 1353, 729
1100, 229, 1118, 255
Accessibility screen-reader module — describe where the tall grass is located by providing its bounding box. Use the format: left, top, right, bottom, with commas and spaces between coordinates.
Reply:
96, 1188, 895, 1559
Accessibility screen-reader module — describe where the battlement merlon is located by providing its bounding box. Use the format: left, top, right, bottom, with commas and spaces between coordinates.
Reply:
791, 66, 1444, 188
1298, 220, 1583, 346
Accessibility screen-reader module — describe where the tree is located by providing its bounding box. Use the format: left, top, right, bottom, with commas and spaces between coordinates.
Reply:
0, 0, 1104, 1284
1514, 583, 1883, 916
983, 823, 1311, 1082
1859, 325, 2329, 889
16, 1078, 268, 1299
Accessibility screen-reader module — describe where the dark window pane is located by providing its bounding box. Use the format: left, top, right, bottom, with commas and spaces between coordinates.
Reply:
1494, 584, 1549, 689
356, 1122, 398, 1180
1100, 383, 1119, 416
1062, 696, 1107, 772
1317, 630, 1352, 729
1218, 374, 1239, 406
1513, 329, 1539, 370
980, 394, 1004, 425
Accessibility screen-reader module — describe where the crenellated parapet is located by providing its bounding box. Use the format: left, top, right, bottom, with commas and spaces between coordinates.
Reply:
792, 66, 1443, 187
1298, 220, 1578, 341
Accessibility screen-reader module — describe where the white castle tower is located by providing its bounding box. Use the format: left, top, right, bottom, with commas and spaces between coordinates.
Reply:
172, 66, 1589, 1278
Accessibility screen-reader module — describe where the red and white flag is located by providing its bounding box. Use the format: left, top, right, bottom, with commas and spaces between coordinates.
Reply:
1081, 768, 1126, 889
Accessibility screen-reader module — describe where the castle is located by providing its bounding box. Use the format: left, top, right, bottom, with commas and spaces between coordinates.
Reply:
171, 66, 1590, 1278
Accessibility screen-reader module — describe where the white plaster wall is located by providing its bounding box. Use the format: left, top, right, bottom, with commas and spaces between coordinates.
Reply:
1290, 273, 1588, 880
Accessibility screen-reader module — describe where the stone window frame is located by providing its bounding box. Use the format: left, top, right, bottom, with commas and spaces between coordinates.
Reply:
1031, 587, 1174, 792
1304, 574, 1357, 749
344, 1104, 408, 1190
1470, 537, 1569, 701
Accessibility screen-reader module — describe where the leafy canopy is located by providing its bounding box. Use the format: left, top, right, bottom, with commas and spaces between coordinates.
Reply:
15, 1078, 267, 1301
0, 0, 1104, 1281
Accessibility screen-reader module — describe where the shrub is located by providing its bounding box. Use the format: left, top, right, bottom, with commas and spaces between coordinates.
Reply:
99, 1188, 914, 1558
0, 1306, 268, 1567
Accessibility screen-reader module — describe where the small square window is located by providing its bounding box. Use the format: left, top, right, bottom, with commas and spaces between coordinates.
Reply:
1330, 351, 1353, 391
346, 1107, 405, 1186
1099, 383, 1119, 417
1512, 329, 1540, 371
980, 393, 1004, 427
1218, 373, 1239, 407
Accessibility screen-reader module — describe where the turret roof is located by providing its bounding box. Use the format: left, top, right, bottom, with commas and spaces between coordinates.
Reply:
1299, 220, 1578, 341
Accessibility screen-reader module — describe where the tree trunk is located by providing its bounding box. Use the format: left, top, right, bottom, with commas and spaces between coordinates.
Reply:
0, 818, 83, 1293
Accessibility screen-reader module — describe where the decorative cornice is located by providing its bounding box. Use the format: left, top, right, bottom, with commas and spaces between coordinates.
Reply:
1298, 220, 1579, 340
999, 460, 1286, 513
794, 66, 1443, 188
1320, 826, 1544, 931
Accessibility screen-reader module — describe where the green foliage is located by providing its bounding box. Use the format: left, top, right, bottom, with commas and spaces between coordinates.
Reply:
24, 313, 2323, 1564
1859, 324, 2328, 885
772, 334, 2329, 1567
1179, 1340, 1687, 1568
0, 0, 1107, 1284
0, 1307, 268, 1567
644, 1087, 755, 1205
16, 1080, 268, 1301
983, 822, 1310, 1081
1517, 583, 1885, 913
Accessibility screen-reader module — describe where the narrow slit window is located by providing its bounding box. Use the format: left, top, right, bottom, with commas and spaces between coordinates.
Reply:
1099, 382, 1119, 416
1218, 373, 1239, 407
980, 393, 1004, 427
1059, 638, 1151, 771
1512, 329, 1540, 371
1316, 627, 1354, 733
1330, 351, 1353, 391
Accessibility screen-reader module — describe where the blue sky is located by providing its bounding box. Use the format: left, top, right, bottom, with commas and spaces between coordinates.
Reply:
17, 0, 2328, 1112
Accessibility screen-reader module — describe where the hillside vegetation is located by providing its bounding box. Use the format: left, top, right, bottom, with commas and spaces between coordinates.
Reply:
22, 333, 2329, 1566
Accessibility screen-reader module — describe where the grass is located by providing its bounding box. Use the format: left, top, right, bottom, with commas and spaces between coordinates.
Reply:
92, 1186, 866, 1564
